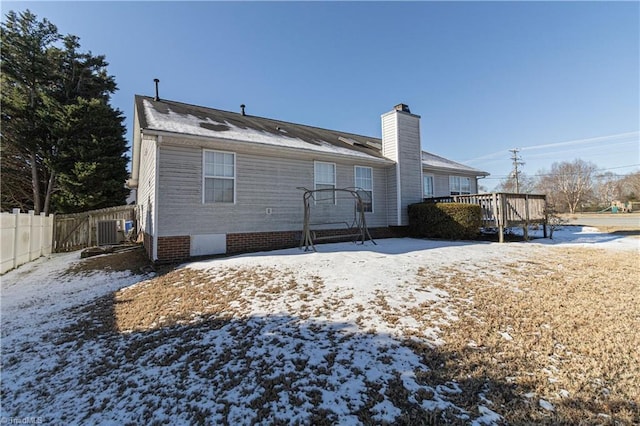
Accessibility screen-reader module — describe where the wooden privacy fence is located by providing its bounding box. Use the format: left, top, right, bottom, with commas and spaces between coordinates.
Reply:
428, 193, 547, 242
1, 209, 54, 274
53, 205, 137, 252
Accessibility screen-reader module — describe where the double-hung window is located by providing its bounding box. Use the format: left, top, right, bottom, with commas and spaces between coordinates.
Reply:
204, 150, 235, 203
354, 166, 373, 213
423, 175, 434, 198
314, 161, 336, 204
449, 176, 471, 196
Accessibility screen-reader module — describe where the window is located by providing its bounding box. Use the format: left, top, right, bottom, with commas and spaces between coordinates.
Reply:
423, 175, 434, 198
449, 176, 471, 196
314, 161, 336, 204
204, 150, 235, 203
355, 166, 373, 212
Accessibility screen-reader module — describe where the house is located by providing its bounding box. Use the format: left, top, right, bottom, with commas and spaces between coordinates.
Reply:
421, 151, 489, 198
128, 96, 489, 262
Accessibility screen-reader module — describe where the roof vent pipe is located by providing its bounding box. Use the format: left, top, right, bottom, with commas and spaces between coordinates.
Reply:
240, 104, 246, 116
153, 78, 160, 101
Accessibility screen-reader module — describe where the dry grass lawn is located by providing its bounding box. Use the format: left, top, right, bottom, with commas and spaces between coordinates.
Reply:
102, 245, 640, 424
412, 247, 639, 424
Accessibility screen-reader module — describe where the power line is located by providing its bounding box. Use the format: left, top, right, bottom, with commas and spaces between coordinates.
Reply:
482, 163, 640, 180
598, 164, 640, 171
462, 131, 639, 165
519, 131, 639, 152
509, 148, 525, 193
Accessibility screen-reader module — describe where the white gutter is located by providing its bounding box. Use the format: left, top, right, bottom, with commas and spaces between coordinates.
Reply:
422, 163, 490, 177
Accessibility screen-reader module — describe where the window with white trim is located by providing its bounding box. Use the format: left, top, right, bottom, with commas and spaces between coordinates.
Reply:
423, 175, 434, 198
354, 166, 373, 213
449, 175, 471, 196
314, 161, 336, 204
204, 150, 235, 203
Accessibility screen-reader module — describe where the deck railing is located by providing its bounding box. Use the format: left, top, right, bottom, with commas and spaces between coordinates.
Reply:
425, 193, 547, 242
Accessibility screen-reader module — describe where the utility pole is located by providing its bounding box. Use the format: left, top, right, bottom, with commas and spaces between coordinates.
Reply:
509, 148, 525, 193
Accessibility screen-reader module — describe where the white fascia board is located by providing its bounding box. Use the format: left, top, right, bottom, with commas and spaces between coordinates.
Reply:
142, 128, 394, 166
422, 163, 490, 177
130, 104, 143, 182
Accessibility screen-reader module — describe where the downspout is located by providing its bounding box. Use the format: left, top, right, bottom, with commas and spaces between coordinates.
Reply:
417, 120, 424, 204
394, 116, 402, 226
152, 135, 161, 261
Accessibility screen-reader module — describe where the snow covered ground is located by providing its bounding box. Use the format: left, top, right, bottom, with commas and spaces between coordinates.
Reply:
1, 226, 637, 424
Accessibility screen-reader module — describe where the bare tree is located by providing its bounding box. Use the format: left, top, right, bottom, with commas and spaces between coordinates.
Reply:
495, 172, 536, 194
536, 159, 597, 213
592, 172, 620, 208
617, 171, 640, 202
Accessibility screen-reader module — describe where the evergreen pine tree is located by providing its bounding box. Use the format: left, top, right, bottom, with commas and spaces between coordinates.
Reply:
52, 98, 129, 213
1, 10, 58, 213
1, 9, 129, 214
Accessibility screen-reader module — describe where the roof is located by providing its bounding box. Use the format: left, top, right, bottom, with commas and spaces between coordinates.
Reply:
135, 95, 386, 161
133, 95, 489, 177
421, 151, 489, 176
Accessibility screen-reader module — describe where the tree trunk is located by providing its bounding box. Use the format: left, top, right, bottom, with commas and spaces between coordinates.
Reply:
30, 150, 41, 214
43, 170, 55, 215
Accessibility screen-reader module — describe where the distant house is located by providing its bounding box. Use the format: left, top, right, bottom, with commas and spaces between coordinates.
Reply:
128, 96, 488, 262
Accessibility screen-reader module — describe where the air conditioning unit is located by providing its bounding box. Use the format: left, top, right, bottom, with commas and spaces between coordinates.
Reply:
97, 220, 120, 246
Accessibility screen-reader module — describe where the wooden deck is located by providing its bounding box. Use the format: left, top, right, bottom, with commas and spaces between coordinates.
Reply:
426, 193, 547, 242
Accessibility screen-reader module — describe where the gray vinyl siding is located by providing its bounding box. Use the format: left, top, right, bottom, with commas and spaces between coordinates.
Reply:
385, 166, 399, 226
426, 170, 481, 197
156, 139, 389, 236
395, 113, 424, 225
137, 135, 157, 236
381, 113, 398, 161
381, 112, 399, 225
381, 110, 424, 226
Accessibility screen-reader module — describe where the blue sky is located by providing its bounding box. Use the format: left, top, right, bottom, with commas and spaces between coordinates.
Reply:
4, 1, 639, 189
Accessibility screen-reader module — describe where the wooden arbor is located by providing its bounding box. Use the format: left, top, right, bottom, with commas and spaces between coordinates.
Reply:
298, 187, 376, 252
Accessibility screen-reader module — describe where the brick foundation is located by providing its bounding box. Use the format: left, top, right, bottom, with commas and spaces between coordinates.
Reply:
370, 226, 409, 239
148, 227, 409, 263
156, 235, 190, 263
226, 230, 300, 254
227, 226, 408, 255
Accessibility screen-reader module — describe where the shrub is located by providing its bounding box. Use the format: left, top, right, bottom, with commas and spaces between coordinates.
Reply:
408, 202, 482, 240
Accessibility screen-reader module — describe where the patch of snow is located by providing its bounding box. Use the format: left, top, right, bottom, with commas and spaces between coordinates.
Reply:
2, 228, 637, 423
422, 151, 485, 174
143, 100, 382, 160
472, 405, 503, 425
514, 225, 640, 251
498, 331, 513, 341
539, 399, 555, 411
1, 251, 151, 346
